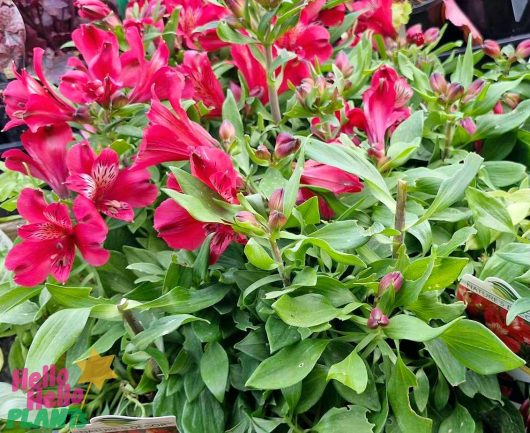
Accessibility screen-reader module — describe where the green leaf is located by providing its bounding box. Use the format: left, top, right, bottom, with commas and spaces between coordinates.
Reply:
223, 90, 249, 173
407, 291, 466, 323
217, 20, 255, 44
313, 406, 374, 433
200, 342, 229, 403
424, 339, 466, 386
284, 149, 305, 218
131, 315, 204, 349
507, 298, 530, 325
182, 389, 225, 433
437, 226, 477, 257
246, 339, 328, 390
387, 111, 424, 167
414, 152, 483, 225
0, 286, 41, 315
413, 369, 430, 413
296, 365, 328, 414
384, 315, 461, 342
472, 99, 530, 140
497, 243, 530, 267
388, 357, 432, 433
439, 404, 475, 433
404, 256, 468, 292
471, 77, 524, 115
440, 319, 524, 374
273, 294, 350, 328
285, 237, 366, 267
455, 35, 474, 89
136, 284, 230, 313
25, 308, 91, 374
265, 316, 301, 353
327, 350, 367, 394
466, 187, 514, 234
305, 137, 395, 210
244, 239, 277, 270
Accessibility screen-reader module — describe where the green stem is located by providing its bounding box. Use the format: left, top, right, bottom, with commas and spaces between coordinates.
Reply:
270, 238, 289, 286
393, 179, 408, 257
442, 121, 455, 161
264, 44, 282, 123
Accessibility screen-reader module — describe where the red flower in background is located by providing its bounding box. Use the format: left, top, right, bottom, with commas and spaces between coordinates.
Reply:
345, 66, 411, 160
352, 0, 396, 38
3, 48, 75, 132
134, 74, 218, 168
298, 160, 364, 219
164, 0, 228, 51
66, 144, 158, 222
3, 124, 73, 198
154, 147, 244, 263
231, 45, 269, 103
178, 51, 225, 117
5, 189, 109, 286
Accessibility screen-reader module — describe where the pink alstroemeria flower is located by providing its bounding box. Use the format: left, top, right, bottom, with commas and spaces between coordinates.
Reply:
351, 0, 396, 38
345, 66, 411, 160
120, 27, 173, 103
66, 144, 158, 222
74, 0, 117, 23
5, 189, 109, 287
231, 45, 269, 103
3, 124, 73, 198
134, 74, 218, 168
154, 147, 245, 263
178, 51, 225, 117
164, 0, 228, 51
60, 25, 121, 106
298, 160, 364, 219
3, 48, 75, 132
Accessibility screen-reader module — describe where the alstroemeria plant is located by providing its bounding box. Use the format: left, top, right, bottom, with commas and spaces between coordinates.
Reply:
1, 1, 530, 432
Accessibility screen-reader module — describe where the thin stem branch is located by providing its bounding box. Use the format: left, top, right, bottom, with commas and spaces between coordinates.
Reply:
264, 44, 282, 123
393, 180, 408, 257
270, 238, 290, 286
442, 121, 455, 161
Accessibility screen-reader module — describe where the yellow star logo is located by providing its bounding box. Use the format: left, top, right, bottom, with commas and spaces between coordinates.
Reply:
75, 349, 117, 391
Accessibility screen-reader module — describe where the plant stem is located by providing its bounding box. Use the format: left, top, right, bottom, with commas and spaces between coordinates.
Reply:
393, 179, 408, 257
442, 121, 455, 161
264, 44, 282, 123
270, 238, 290, 286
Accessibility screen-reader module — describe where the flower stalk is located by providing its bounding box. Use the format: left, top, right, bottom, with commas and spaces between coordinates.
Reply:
393, 179, 408, 257
264, 44, 282, 123
270, 237, 290, 286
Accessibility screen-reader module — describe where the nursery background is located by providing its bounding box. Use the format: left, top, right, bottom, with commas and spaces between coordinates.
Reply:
0, 0, 530, 432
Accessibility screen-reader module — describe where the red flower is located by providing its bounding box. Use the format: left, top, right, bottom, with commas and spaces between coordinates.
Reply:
302, 0, 346, 27
231, 45, 268, 103
3, 48, 75, 132
120, 27, 173, 103
298, 160, 364, 219
5, 189, 109, 286
60, 25, 121, 106
344, 66, 411, 160
3, 124, 73, 198
74, 0, 113, 21
66, 143, 157, 222
154, 147, 244, 263
352, 0, 396, 38
134, 74, 218, 168
178, 51, 225, 117
164, 0, 228, 51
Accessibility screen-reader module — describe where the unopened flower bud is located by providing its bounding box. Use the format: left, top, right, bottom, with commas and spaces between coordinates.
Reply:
274, 132, 300, 159
503, 92, 521, 109
483, 39, 501, 58
424, 27, 440, 44
394, 78, 413, 107
460, 118, 477, 135
493, 101, 504, 114
255, 144, 272, 161
74, 0, 112, 20
406, 24, 425, 46
269, 188, 284, 213
430, 72, 447, 94
220, 120, 236, 144
296, 78, 313, 105
268, 210, 287, 230
462, 79, 485, 103
235, 211, 264, 235
367, 307, 389, 329
334, 51, 354, 77
225, 0, 244, 18
516, 39, 530, 58
446, 82, 465, 102
378, 271, 404, 296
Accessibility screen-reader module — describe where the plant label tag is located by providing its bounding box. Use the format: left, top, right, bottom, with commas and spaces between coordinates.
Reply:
458, 274, 530, 381
72, 415, 178, 433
